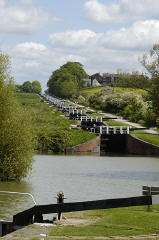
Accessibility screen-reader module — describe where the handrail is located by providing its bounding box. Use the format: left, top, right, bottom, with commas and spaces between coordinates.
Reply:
0, 191, 36, 205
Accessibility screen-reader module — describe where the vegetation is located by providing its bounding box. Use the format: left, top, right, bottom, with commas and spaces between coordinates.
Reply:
49, 206, 159, 237
106, 119, 159, 147
0, 53, 34, 181
21, 80, 42, 94
113, 70, 151, 90
5, 205, 159, 239
47, 62, 88, 98
139, 43, 159, 125
16, 93, 96, 153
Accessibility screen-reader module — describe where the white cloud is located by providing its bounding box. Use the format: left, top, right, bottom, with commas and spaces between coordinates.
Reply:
49, 20, 159, 52
49, 29, 100, 48
0, 1, 61, 34
3, 17, 158, 90
101, 20, 159, 50
84, 0, 159, 24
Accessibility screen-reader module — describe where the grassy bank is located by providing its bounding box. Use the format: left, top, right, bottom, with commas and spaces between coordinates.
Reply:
3, 205, 159, 240
16, 93, 96, 153
106, 119, 159, 146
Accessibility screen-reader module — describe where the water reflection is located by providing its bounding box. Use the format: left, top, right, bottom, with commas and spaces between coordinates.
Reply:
0, 181, 33, 220
64, 171, 159, 181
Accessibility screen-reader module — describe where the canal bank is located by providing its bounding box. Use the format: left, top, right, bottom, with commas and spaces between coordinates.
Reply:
3, 204, 159, 239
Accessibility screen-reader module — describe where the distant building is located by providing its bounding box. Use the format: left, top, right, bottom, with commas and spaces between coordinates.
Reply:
84, 78, 92, 87
89, 73, 119, 86
84, 78, 101, 87
92, 79, 101, 86
90, 73, 103, 85
102, 73, 119, 85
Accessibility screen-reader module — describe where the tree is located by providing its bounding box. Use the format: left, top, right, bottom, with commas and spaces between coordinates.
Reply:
113, 71, 151, 89
21, 81, 32, 93
139, 44, 159, 76
32, 80, 42, 94
0, 52, 34, 181
139, 44, 159, 119
47, 62, 88, 98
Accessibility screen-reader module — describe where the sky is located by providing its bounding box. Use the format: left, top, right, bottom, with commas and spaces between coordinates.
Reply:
1, 0, 159, 90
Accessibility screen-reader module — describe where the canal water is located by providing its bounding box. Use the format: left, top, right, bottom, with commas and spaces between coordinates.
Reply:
0, 154, 159, 220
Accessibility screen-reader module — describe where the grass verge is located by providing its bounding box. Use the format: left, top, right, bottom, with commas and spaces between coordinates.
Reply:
16, 93, 96, 153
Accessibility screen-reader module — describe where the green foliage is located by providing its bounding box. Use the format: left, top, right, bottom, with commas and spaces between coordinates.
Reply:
88, 86, 153, 124
113, 71, 151, 89
139, 43, 159, 77
21, 81, 33, 93
0, 53, 34, 181
17, 93, 96, 153
47, 62, 88, 98
121, 98, 144, 122
32, 80, 42, 94
139, 44, 159, 121
21, 80, 42, 94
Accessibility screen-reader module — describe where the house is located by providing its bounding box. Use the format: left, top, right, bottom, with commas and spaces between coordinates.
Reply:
89, 72, 119, 86
84, 78, 101, 87
90, 73, 103, 85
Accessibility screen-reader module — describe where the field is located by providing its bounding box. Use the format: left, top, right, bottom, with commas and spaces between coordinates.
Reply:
80, 86, 104, 98
80, 86, 147, 99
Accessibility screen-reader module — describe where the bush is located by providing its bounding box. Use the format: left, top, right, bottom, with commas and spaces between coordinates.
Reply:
121, 98, 144, 123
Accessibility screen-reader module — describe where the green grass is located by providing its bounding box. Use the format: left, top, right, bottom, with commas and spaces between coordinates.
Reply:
106, 119, 132, 127
114, 87, 147, 95
49, 205, 159, 237
103, 118, 159, 147
80, 86, 104, 98
79, 86, 147, 99
3, 206, 159, 239
16, 93, 96, 151
133, 133, 159, 146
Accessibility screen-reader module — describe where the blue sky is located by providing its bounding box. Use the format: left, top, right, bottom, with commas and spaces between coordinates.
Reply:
1, 0, 159, 90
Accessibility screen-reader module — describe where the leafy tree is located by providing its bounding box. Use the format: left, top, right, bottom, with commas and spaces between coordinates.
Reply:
113, 71, 151, 89
122, 98, 144, 123
32, 80, 42, 94
139, 44, 159, 121
0, 53, 34, 181
21, 81, 32, 93
47, 62, 88, 98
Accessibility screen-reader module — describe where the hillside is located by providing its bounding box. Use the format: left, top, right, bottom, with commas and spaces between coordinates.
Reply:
16, 93, 96, 153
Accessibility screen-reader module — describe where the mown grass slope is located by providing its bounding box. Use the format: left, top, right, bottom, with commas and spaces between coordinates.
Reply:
16, 93, 96, 153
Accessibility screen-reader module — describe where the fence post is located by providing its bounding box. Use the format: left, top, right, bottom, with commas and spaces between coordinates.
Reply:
147, 187, 151, 211
57, 192, 65, 220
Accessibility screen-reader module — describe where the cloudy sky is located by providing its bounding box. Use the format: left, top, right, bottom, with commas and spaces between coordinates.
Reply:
1, 0, 159, 90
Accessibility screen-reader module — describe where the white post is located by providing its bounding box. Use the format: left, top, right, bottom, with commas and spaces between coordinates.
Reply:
107, 126, 109, 134
127, 126, 130, 134
113, 127, 116, 134
120, 127, 123, 134
40, 234, 46, 240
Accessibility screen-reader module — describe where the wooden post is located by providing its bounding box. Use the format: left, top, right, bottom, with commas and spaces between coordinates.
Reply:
57, 192, 64, 221
147, 187, 151, 211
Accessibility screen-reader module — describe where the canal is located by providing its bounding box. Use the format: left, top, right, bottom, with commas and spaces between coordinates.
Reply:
0, 154, 159, 220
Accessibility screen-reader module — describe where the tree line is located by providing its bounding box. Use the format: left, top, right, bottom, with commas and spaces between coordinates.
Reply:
17, 80, 42, 94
